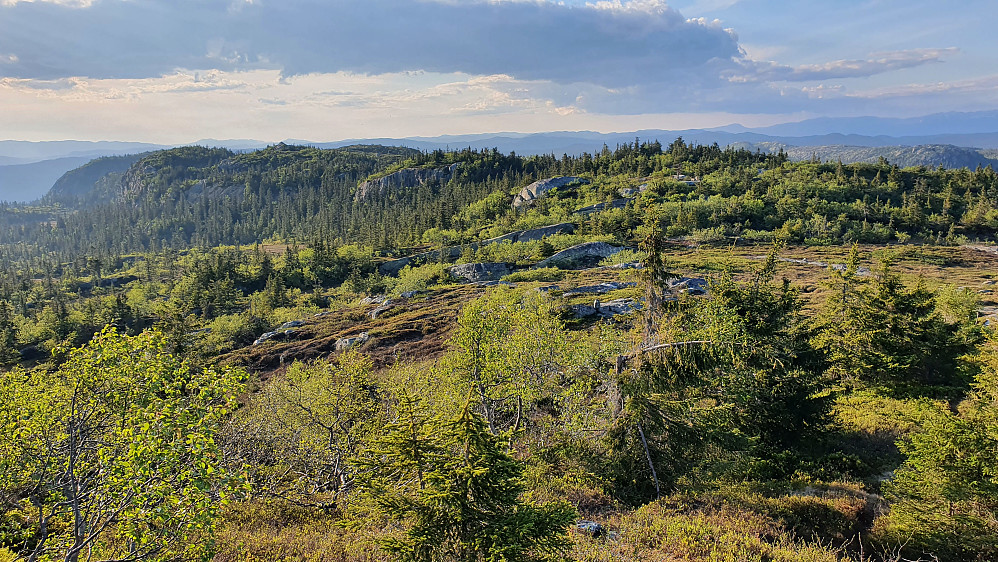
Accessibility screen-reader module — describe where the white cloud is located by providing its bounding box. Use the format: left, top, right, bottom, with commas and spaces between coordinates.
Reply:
730, 48, 959, 83
851, 74, 998, 99
0, 0, 740, 88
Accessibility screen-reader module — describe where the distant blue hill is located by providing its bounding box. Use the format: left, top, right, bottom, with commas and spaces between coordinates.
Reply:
0, 157, 92, 202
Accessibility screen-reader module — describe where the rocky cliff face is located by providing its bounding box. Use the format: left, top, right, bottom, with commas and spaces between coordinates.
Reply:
355, 163, 459, 202
512, 176, 588, 208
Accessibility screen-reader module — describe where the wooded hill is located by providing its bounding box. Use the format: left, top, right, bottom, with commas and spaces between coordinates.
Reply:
1, 138, 996, 265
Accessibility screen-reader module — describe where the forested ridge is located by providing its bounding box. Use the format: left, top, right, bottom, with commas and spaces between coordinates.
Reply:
0, 139, 997, 562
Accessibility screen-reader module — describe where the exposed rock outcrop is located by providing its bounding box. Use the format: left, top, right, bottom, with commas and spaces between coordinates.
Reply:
571, 298, 642, 319
449, 263, 511, 283
335, 332, 369, 351
563, 282, 637, 296
538, 242, 627, 268
668, 277, 708, 295
481, 222, 575, 245
370, 301, 399, 320
512, 176, 588, 208
356, 163, 459, 202
253, 329, 298, 345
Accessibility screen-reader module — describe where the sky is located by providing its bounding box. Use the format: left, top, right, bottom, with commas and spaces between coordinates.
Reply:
0, 0, 996, 143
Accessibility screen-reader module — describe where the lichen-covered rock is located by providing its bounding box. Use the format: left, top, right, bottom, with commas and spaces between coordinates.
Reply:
512, 177, 588, 208
482, 222, 575, 245
668, 277, 708, 295
570, 298, 642, 319
449, 263, 511, 283
537, 242, 627, 268
370, 301, 399, 320
280, 320, 305, 330
253, 329, 298, 345
356, 163, 459, 202
597, 298, 642, 316
335, 332, 370, 351
563, 282, 637, 296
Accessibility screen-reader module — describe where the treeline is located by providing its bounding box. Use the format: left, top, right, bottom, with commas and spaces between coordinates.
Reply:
1, 140, 996, 266
0, 140, 793, 260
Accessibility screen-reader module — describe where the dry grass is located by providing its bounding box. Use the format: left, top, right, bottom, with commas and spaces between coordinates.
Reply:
214, 502, 387, 562
569, 488, 869, 562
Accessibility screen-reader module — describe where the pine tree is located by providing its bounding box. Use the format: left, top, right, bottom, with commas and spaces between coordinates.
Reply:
356, 399, 575, 562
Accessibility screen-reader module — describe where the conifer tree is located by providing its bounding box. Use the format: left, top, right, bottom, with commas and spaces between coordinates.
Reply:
356, 398, 575, 562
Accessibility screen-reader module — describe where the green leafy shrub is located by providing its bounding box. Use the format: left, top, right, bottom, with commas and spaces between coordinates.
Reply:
503, 267, 565, 283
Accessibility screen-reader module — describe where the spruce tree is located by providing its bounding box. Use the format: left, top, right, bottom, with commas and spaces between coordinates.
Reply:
356, 399, 575, 562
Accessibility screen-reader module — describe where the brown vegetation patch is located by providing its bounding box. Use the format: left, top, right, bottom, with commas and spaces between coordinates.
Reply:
219, 285, 484, 378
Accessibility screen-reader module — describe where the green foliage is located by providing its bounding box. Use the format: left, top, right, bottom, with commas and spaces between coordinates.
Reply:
0, 301, 17, 365
225, 353, 383, 510
501, 268, 564, 283
881, 334, 998, 559
390, 263, 452, 295
609, 240, 830, 502
450, 289, 571, 437
356, 399, 575, 562
0, 328, 246, 561
597, 248, 646, 267
816, 249, 976, 385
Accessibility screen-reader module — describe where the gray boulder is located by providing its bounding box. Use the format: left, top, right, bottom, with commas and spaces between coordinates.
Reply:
370, 300, 399, 320
512, 177, 589, 208
609, 261, 643, 270
537, 242, 627, 268
563, 282, 637, 296
597, 298, 642, 316
335, 332, 370, 351
378, 256, 414, 277
449, 263, 511, 283
570, 298, 642, 319
280, 320, 305, 330
668, 277, 708, 296
253, 329, 298, 345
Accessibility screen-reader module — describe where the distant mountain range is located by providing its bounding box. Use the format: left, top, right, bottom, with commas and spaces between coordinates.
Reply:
0, 157, 93, 202
2, 110, 998, 202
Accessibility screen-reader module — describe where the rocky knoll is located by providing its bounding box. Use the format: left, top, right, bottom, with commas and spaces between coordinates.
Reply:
537, 242, 627, 268
481, 222, 575, 245
512, 176, 589, 208
449, 263, 511, 283
355, 163, 459, 201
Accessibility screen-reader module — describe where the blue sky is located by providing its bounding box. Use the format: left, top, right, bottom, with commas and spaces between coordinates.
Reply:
0, 0, 995, 142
